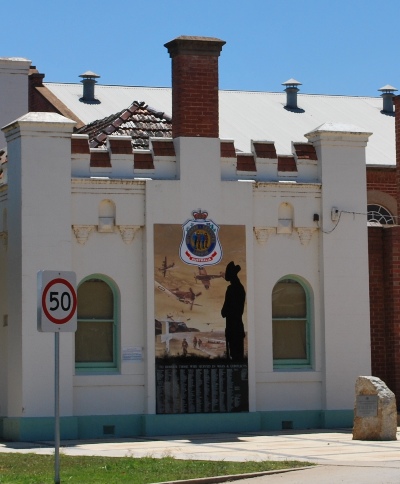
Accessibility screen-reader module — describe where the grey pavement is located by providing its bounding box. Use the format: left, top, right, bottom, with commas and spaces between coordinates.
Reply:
1, 428, 400, 483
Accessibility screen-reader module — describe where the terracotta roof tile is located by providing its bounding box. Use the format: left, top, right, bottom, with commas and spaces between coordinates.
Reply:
96, 133, 108, 144
278, 155, 297, 172
112, 118, 123, 128
120, 110, 131, 121
293, 143, 318, 160
76, 101, 172, 150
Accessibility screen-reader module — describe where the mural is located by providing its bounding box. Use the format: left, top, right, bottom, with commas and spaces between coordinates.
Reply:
154, 217, 248, 413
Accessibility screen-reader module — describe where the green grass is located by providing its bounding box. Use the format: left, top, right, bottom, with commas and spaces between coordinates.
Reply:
0, 454, 312, 483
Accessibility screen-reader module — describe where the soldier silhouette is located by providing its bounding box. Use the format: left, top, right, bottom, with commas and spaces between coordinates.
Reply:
221, 261, 246, 360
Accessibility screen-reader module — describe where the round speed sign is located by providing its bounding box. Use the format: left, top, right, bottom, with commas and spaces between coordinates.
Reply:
42, 278, 77, 324
38, 271, 77, 332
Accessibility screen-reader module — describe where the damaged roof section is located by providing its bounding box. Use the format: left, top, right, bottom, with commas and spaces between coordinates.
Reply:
75, 101, 172, 149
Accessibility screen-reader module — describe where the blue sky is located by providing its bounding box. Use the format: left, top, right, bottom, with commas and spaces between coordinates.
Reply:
4, 0, 400, 97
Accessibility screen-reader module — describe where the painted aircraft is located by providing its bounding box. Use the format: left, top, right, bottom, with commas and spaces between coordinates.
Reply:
194, 266, 224, 289
157, 256, 175, 277
154, 280, 202, 310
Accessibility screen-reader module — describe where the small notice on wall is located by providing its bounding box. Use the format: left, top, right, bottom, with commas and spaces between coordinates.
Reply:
122, 346, 143, 362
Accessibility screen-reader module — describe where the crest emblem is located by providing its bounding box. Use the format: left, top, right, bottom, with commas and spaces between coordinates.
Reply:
180, 209, 222, 266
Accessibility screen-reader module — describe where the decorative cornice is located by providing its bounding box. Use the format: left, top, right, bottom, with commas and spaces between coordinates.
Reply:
72, 225, 95, 245
297, 227, 318, 246
119, 225, 141, 244
254, 227, 276, 245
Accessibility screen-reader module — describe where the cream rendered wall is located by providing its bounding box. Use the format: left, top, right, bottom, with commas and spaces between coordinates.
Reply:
2, 113, 76, 418
145, 137, 256, 412
253, 183, 322, 410
71, 180, 146, 416
71, 137, 254, 416
306, 124, 372, 410
0, 115, 372, 422
0, 58, 31, 148
72, 130, 370, 417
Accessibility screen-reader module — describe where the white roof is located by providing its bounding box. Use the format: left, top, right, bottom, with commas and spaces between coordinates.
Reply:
45, 83, 395, 166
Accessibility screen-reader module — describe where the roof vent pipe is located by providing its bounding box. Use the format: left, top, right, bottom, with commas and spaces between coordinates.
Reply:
79, 71, 100, 103
282, 78, 302, 109
378, 85, 398, 113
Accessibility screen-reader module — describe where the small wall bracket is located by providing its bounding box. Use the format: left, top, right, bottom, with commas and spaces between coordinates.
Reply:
331, 207, 339, 221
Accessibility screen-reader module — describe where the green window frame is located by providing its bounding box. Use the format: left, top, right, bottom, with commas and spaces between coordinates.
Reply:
272, 276, 312, 369
75, 275, 119, 373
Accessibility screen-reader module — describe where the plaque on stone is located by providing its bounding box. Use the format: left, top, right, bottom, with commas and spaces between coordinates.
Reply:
356, 395, 378, 418
353, 376, 397, 441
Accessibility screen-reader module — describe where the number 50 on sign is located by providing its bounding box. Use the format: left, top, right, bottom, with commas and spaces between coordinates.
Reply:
37, 271, 77, 332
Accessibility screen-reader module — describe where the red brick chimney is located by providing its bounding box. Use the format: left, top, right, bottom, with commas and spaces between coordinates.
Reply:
164, 36, 225, 139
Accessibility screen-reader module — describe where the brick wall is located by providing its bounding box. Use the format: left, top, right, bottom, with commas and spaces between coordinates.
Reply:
366, 167, 397, 197
369, 223, 400, 408
382, 226, 400, 400
367, 131, 400, 400
368, 227, 387, 382
369, 225, 400, 404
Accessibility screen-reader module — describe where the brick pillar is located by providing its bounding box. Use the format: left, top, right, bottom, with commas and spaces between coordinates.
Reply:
382, 225, 400, 404
368, 227, 387, 381
164, 36, 225, 138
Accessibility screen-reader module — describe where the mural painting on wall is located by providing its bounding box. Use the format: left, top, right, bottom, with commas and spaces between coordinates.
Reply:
154, 210, 248, 414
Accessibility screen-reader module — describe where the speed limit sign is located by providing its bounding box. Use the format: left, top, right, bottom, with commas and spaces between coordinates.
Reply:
38, 271, 77, 332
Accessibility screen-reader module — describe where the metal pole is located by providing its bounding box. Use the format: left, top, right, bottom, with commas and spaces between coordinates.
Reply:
55, 331, 60, 484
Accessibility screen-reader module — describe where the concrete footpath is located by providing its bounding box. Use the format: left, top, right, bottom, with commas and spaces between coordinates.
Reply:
1, 428, 400, 483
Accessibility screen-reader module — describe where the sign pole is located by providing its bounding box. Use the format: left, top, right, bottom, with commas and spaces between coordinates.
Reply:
54, 331, 60, 484
37, 270, 77, 484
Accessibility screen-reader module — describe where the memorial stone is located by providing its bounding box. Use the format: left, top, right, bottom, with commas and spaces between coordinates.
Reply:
353, 376, 397, 441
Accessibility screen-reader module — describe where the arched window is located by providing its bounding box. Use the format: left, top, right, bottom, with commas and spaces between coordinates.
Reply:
75, 276, 119, 372
367, 204, 394, 226
272, 277, 311, 369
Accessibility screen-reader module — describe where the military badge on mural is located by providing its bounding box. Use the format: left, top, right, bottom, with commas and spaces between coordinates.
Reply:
180, 209, 222, 266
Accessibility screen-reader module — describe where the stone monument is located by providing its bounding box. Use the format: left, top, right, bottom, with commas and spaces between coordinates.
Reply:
353, 376, 397, 441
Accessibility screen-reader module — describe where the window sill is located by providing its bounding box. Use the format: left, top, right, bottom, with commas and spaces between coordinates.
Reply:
75, 368, 120, 375
256, 371, 321, 384
273, 367, 313, 371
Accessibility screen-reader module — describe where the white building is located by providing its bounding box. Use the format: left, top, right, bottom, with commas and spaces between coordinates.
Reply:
0, 36, 373, 441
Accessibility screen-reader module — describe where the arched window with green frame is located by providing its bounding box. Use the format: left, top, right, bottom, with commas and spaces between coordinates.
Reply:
272, 276, 312, 369
75, 275, 119, 372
